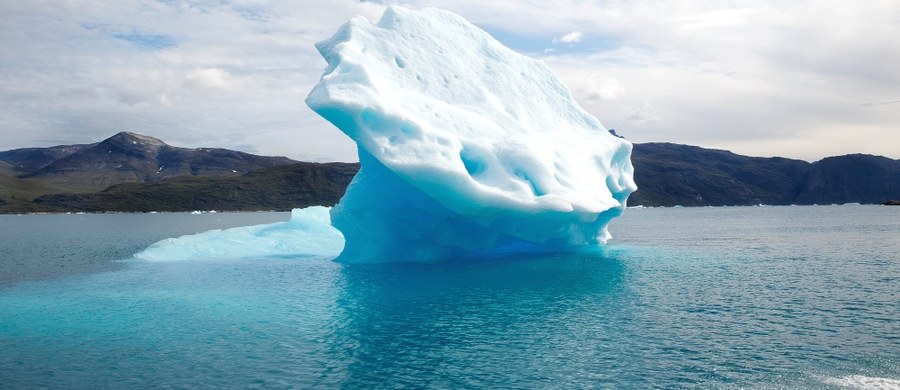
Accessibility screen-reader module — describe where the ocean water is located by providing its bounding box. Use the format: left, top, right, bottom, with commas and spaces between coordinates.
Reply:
1, 205, 898, 389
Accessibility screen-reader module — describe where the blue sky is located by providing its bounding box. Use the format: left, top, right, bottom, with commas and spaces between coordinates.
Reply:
1, 0, 898, 162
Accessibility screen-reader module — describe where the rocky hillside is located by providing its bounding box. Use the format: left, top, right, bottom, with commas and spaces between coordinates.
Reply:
792, 154, 900, 205
629, 143, 810, 206
629, 143, 900, 206
2, 132, 294, 193
1, 132, 898, 212
0, 132, 343, 213
32, 162, 359, 213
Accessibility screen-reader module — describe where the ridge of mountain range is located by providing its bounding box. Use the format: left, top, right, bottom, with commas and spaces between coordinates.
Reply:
1, 131, 898, 213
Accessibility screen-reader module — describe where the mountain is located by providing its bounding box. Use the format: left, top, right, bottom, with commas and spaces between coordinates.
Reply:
629, 143, 810, 206
0, 144, 90, 173
0, 132, 331, 212
5, 132, 294, 193
793, 154, 900, 205
2, 132, 899, 213
32, 162, 359, 212
628, 143, 900, 206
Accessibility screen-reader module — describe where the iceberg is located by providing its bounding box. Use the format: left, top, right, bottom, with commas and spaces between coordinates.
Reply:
134, 7, 635, 263
306, 7, 636, 262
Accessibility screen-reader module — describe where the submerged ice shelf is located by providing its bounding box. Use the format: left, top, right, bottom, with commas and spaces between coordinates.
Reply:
135, 207, 343, 262
136, 7, 635, 263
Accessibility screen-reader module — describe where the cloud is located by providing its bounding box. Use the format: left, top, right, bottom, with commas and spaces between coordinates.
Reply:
626, 102, 660, 127
538, 0, 900, 160
115, 86, 165, 106
184, 68, 235, 92
580, 76, 622, 102
556, 31, 583, 44
1, 0, 899, 162
669, 8, 756, 31
112, 32, 178, 50
862, 100, 900, 107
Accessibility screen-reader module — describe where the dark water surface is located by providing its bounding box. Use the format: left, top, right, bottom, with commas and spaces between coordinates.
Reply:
1, 206, 898, 389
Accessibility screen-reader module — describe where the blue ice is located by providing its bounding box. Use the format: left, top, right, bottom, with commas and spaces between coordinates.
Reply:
135, 207, 343, 261
136, 7, 635, 263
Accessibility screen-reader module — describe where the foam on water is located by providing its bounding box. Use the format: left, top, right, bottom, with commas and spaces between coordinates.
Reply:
824, 375, 900, 390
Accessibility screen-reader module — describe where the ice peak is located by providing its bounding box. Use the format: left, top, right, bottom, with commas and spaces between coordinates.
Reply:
307, 7, 636, 262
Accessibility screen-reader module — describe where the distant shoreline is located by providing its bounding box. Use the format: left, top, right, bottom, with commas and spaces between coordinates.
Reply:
3, 133, 899, 213
6, 202, 898, 217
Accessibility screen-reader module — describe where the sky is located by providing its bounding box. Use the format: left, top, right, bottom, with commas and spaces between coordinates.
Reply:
1, 0, 898, 162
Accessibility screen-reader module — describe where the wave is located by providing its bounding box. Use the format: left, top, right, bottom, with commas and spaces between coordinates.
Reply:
824, 375, 900, 389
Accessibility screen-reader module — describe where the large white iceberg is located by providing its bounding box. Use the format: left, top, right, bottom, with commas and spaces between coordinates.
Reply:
306, 7, 636, 262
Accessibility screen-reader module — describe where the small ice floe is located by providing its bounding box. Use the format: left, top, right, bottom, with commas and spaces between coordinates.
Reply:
134, 206, 343, 261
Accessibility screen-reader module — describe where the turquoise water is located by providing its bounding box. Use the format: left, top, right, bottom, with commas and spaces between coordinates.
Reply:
1, 206, 898, 388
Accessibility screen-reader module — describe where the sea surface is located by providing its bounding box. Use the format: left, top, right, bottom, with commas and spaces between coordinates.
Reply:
1, 205, 898, 389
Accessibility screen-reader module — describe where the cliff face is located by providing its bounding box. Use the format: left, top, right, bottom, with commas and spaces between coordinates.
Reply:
794, 154, 900, 205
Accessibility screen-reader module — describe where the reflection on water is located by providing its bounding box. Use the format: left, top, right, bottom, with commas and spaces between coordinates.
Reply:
331, 252, 628, 387
1, 206, 899, 388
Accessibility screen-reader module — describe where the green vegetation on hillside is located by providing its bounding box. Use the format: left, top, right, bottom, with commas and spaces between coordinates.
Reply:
2, 132, 899, 213
17, 162, 358, 213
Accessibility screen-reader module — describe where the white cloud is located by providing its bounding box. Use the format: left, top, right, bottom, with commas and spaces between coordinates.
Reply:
557, 31, 583, 44
1, 0, 899, 162
580, 76, 622, 102
626, 102, 660, 127
184, 68, 234, 92
669, 8, 756, 31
